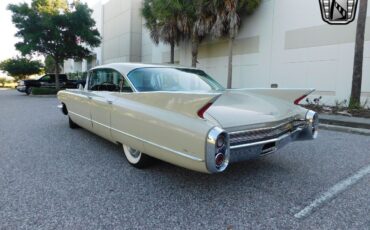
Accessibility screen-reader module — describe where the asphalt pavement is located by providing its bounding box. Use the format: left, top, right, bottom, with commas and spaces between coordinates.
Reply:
0, 89, 369, 229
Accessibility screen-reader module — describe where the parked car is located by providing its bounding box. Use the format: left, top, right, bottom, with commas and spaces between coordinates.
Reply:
17, 74, 85, 95
57, 63, 319, 174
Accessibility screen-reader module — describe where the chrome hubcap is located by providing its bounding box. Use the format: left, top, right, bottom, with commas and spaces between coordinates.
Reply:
128, 147, 141, 158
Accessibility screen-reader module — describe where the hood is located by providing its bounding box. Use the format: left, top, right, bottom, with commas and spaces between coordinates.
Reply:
205, 90, 303, 129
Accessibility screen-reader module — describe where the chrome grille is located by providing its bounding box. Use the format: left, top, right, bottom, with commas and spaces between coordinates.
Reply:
229, 120, 307, 146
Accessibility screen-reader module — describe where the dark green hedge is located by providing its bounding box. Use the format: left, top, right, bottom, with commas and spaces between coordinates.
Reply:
31, 87, 59, 95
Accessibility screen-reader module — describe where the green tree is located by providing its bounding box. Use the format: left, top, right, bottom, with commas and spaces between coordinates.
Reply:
0, 57, 43, 80
350, 0, 368, 108
211, 0, 260, 88
142, 0, 161, 53
141, 0, 212, 67
44, 55, 61, 73
8, 0, 101, 89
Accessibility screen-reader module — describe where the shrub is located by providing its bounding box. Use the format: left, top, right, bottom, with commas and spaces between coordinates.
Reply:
31, 87, 59, 95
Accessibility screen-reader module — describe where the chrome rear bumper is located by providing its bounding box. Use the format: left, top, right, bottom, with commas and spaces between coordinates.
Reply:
228, 111, 319, 163
229, 128, 302, 162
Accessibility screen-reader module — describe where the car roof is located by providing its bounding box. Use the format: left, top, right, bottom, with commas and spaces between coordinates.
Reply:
90, 63, 197, 76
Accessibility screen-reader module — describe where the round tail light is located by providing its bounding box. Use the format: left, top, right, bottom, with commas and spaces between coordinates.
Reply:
215, 153, 225, 167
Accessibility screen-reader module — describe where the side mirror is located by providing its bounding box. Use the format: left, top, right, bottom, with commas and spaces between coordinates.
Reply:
77, 84, 84, 91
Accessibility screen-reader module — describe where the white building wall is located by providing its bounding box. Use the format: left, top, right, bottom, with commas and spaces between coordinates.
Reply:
171, 0, 370, 105
102, 0, 143, 64
65, 0, 370, 105
141, 24, 178, 64
92, 1, 103, 66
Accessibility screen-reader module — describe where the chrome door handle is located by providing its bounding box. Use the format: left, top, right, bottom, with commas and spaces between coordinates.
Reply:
107, 100, 113, 104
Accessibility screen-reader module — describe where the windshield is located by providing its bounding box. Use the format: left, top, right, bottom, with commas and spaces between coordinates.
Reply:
127, 67, 224, 92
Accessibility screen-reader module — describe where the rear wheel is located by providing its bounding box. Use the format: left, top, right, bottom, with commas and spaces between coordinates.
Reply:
69, 117, 79, 129
122, 145, 153, 168
25, 87, 32, 95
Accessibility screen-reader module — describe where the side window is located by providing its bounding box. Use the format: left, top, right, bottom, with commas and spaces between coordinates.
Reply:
88, 69, 131, 92
41, 75, 51, 82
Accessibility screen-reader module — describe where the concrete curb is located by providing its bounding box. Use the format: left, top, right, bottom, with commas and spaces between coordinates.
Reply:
319, 124, 370, 136
320, 118, 370, 130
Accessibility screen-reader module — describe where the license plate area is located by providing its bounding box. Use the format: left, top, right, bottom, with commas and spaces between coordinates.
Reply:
261, 142, 277, 155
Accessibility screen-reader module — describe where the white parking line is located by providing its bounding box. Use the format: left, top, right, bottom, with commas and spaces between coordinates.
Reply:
294, 164, 370, 219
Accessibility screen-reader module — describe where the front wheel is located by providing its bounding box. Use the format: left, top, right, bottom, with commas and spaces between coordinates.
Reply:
122, 145, 153, 168
25, 87, 32, 95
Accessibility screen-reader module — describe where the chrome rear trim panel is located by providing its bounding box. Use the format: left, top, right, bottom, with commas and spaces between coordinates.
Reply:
229, 120, 307, 147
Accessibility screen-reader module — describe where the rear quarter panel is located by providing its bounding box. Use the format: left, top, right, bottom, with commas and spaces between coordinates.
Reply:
110, 93, 215, 173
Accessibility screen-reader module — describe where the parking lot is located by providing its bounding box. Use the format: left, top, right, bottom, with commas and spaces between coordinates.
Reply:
0, 89, 369, 229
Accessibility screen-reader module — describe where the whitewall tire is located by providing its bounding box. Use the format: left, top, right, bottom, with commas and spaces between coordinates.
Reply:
122, 145, 153, 168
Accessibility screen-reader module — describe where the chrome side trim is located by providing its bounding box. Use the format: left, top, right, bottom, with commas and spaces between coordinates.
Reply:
68, 111, 203, 162
110, 127, 203, 162
69, 111, 91, 121
92, 119, 110, 129
230, 128, 302, 150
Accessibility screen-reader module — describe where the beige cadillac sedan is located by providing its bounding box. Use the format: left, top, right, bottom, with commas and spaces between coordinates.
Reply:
57, 63, 319, 174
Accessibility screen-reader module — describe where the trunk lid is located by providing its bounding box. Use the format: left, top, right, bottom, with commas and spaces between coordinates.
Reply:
205, 90, 302, 129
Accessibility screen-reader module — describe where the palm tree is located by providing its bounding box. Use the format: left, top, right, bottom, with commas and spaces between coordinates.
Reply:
142, 0, 186, 64
189, 0, 215, 67
210, 0, 260, 88
350, 0, 368, 108
142, 0, 160, 46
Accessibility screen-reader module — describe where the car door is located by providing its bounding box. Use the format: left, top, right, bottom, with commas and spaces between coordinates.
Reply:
88, 68, 121, 142
65, 73, 94, 131
38, 75, 53, 88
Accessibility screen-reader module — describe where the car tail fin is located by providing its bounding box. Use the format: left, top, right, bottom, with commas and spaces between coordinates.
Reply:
294, 94, 310, 105
197, 102, 213, 119
116, 92, 222, 119
233, 88, 315, 105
